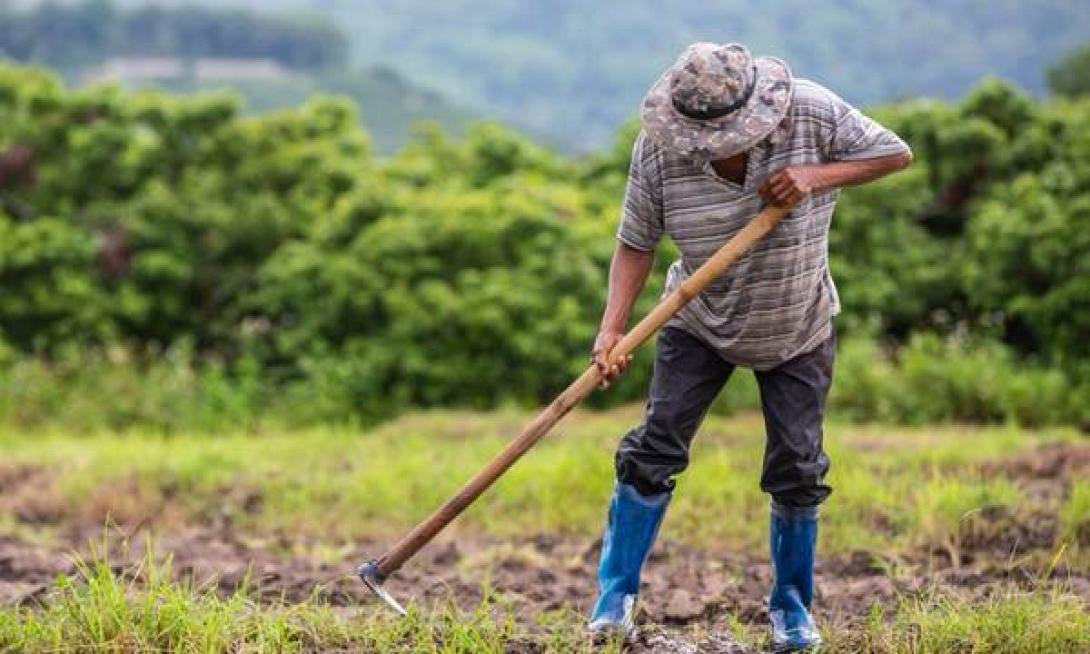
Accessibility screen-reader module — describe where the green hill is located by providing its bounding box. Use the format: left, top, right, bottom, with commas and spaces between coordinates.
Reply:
155, 67, 475, 154
0, 1, 478, 153
93, 0, 1090, 149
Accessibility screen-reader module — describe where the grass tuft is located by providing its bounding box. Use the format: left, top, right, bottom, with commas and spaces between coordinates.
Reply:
852, 588, 1090, 653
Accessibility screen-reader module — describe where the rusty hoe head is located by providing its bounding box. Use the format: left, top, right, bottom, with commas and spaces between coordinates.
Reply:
357, 560, 407, 616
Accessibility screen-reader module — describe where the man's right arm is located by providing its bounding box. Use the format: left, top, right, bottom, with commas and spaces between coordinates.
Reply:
595, 131, 663, 387
592, 242, 655, 387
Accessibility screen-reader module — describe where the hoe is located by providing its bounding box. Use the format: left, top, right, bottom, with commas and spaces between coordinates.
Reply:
358, 202, 793, 615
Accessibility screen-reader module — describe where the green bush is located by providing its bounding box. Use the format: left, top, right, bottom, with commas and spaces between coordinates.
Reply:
0, 344, 272, 433
2, 333, 1080, 432
1049, 44, 1090, 98
0, 64, 1088, 427
831, 334, 1077, 426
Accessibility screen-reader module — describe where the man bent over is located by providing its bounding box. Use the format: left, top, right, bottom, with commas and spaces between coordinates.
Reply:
587, 42, 912, 651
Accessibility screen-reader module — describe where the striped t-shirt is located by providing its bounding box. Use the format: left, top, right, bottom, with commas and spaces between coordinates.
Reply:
618, 79, 910, 370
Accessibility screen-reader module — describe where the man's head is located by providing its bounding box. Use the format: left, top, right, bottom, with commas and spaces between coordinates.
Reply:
641, 43, 794, 160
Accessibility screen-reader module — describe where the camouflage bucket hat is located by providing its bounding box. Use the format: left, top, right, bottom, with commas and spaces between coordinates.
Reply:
642, 42, 794, 160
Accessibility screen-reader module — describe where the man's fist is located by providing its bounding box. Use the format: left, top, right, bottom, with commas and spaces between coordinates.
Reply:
758, 165, 819, 207
591, 329, 633, 389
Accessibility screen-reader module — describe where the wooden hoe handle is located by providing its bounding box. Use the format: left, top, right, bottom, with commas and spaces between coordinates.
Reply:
373, 202, 794, 579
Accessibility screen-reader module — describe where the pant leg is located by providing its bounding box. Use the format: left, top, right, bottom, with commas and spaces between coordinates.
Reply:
754, 330, 836, 509
615, 326, 734, 496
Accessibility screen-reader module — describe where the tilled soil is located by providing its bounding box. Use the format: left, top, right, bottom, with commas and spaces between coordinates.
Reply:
1, 443, 1089, 652
1, 525, 1088, 651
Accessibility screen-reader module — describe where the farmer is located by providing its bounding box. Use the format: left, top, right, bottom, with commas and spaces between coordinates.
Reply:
587, 42, 912, 650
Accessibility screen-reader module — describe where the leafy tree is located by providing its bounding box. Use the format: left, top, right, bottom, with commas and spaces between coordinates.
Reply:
1, 63, 1088, 424
1048, 44, 1090, 98
0, 0, 347, 71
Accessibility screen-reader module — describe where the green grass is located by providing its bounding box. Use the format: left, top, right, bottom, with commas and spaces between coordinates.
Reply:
0, 536, 599, 653
0, 538, 349, 652
0, 410, 1075, 555
1, 541, 1086, 653
0, 409, 1086, 652
845, 589, 1090, 653
2, 536, 1087, 653
1062, 481, 1090, 542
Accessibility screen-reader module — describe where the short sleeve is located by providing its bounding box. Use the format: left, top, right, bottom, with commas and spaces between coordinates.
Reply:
616, 132, 665, 251
822, 90, 911, 162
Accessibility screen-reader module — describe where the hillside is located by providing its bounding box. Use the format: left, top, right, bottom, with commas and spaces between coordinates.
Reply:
94, 0, 1090, 149
151, 66, 476, 153
0, 1, 477, 153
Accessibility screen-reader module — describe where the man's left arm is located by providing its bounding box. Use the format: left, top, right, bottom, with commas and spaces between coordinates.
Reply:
759, 89, 913, 206
757, 152, 912, 206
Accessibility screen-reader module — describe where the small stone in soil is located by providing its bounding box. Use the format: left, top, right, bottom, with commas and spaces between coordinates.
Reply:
663, 589, 706, 621
632, 625, 755, 654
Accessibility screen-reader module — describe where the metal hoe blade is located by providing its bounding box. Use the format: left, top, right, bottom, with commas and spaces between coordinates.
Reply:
357, 561, 407, 616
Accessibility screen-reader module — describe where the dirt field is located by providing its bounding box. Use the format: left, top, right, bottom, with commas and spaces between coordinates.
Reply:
0, 416, 1085, 649
1, 417, 1088, 651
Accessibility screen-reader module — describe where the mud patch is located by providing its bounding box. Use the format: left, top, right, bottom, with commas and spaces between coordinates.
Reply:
984, 442, 1090, 491
0, 536, 71, 607
0, 464, 65, 525
2, 524, 1086, 644
956, 503, 1058, 562
2, 442, 1089, 646
953, 442, 1090, 562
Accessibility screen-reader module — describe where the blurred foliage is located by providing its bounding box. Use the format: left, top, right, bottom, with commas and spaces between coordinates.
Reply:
95, 0, 1090, 150
831, 335, 1082, 427
0, 1, 476, 155
8, 1, 1090, 151
154, 66, 476, 155
0, 0, 347, 71
0, 65, 1088, 427
1048, 44, 1090, 99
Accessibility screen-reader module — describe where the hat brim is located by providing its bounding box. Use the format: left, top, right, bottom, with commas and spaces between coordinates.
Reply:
641, 56, 794, 160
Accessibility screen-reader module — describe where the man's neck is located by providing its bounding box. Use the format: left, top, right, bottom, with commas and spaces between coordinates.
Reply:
710, 152, 748, 186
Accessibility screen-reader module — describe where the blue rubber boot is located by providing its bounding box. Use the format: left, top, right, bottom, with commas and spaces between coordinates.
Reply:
587, 482, 670, 637
769, 504, 822, 652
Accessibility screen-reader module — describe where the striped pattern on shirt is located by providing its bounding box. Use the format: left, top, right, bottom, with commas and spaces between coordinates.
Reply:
618, 79, 910, 369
